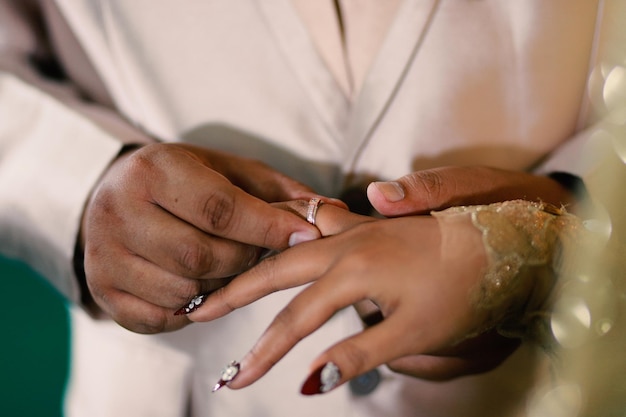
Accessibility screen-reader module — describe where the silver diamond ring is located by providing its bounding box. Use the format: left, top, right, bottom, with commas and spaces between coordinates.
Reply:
306, 198, 323, 226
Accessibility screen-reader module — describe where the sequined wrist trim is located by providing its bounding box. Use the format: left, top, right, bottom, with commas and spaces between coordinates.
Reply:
433, 200, 587, 340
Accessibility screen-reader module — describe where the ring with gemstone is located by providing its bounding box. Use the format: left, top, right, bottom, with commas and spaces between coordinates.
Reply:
306, 198, 323, 226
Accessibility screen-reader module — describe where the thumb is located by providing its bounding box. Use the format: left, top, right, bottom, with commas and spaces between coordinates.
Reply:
367, 169, 450, 216
367, 166, 566, 217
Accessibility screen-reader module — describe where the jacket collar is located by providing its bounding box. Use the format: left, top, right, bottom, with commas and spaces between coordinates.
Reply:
257, 0, 441, 161
345, 0, 441, 171
257, 0, 350, 149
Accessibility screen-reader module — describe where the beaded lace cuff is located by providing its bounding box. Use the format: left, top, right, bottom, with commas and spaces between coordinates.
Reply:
432, 200, 587, 343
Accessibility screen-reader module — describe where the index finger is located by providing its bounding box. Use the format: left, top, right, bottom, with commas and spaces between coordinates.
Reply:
226, 268, 368, 389
147, 152, 320, 250
224, 274, 427, 392
188, 236, 332, 322
186, 202, 374, 321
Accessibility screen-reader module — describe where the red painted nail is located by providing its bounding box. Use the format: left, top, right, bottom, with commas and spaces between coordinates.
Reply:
174, 293, 207, 316
300, 362, 341, 395
212, 361, 241, 393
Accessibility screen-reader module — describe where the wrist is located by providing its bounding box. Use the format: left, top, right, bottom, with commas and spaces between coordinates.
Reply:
433, 200, 589, 346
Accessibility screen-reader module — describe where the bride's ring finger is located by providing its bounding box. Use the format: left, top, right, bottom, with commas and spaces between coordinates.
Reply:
274, 199, 374, 237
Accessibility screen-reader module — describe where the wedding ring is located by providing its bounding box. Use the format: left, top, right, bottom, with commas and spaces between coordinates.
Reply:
306, 198, 323, 225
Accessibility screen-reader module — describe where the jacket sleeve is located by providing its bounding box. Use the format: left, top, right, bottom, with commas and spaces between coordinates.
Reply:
535, 0, 625, 188
538, 0, 626, 246
0, 0, 152, 302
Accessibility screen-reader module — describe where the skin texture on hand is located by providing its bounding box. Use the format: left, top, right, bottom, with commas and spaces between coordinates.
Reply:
189, 202, 502, 391
189, 167, 568, 390
80, 143, 324, 333
367, 166, 579, 217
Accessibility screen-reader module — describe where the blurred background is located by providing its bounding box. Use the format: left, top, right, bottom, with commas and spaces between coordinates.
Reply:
0, 255, 69, 417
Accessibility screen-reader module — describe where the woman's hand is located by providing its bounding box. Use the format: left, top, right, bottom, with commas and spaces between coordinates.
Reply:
189, 202, 499, 393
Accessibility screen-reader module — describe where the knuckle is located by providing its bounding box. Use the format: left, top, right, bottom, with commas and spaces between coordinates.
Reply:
336, 236, 380, 273
409, 170, 445, 206
384, 361, 405, 375
175, 239, 215, 276
248, 340, 281, 371
273, 304, 305, 344
254, 255, 281, 293
172, 280, 204, 306
200, 190, 236, 233
126, 146, 160, 178
117, 311, 168, 335
84, 266, 113, 305
89, 185, 123, 226
89, 284, 112, 313
259, 221, 279, 249
211, 286, 238, 315
334, 340, 370, 375
125, 144, 182, 188
135, 318, 167, 334
85, 277, 106, 302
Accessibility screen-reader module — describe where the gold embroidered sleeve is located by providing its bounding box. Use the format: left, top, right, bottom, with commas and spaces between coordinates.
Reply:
432, 200, 592, 346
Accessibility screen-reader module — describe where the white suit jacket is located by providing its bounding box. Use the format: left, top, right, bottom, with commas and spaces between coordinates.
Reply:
1, 1, 624, 416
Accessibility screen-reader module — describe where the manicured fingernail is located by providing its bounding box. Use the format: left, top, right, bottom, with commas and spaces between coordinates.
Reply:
373, 181, 405, 202
300, 362, 341, 395
212, 360, 241, 393
289, 230, 319, 247
174, 293, 207, 316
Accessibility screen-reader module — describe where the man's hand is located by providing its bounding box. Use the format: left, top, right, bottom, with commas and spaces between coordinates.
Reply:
80, 143, 322, 333
367, 166, 578, 216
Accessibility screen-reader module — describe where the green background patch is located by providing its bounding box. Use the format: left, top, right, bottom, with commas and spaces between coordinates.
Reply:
0, 255, 69, 417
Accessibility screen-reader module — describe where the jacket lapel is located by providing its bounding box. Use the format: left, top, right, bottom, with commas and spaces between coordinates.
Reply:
344, 0, 441, 172
256, 0, 350, 148
256, 0, 441, 167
